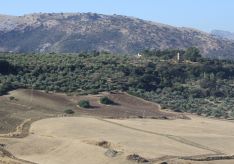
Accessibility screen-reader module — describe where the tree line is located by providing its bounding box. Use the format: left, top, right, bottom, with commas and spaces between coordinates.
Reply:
0, 48, 234, 118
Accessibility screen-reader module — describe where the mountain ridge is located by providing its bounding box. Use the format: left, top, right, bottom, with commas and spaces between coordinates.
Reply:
211, 29, 234, 41
0, 12, 234, 59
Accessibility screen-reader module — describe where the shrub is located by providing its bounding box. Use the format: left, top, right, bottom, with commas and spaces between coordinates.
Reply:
64, 109, 75, 114
173, 108, 182, 113
100, 96, 114, 105
190, 88, 206, 98
78, 100, 91, 108
0, 82, 16, 96
9, 96, 15, 101
0, 60, 12, 74
161, 105, 167, 109
184, 47, 202, 62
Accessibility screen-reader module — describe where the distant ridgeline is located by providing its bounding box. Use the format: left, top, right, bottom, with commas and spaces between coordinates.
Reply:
1, 13, 234, 60
0, 48, 234, 118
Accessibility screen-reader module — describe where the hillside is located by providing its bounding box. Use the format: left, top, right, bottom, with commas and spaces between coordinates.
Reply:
1, 90, 234, 164
211, 30, 234, 41
0, 13, 234, 59
0, 51, 234, 119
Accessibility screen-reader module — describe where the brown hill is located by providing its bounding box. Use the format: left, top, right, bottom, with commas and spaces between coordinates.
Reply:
0, 13, 234, 59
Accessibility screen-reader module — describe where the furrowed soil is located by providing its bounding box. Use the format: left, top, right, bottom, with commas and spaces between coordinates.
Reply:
0, 89, 234, 164
0, 89, 185, 135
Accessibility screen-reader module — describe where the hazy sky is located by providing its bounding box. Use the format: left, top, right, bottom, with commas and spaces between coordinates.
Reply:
1, 0, 234, 32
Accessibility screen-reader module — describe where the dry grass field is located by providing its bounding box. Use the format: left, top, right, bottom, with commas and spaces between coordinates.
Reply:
0, 89, 234, 164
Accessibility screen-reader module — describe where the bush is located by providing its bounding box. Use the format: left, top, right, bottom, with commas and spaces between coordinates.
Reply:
184, 47, 202, 62
190, 88, 206, 98
78, 100, 90, 108
100, 96, 114, 105
173, 108, 182, 113
0, 82, 15, 96
9, 96, 15, 101
0, 60, 12, 74
64, 109, 75, 114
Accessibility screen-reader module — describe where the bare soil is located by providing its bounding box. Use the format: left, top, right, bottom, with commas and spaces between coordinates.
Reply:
1, 89, 234, 164
1, 117, 234, 164
0, 89, 185, 135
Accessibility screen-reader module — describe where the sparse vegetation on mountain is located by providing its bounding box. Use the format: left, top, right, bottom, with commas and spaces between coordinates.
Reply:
0, 13, 234, 59
211, 30, 234, 40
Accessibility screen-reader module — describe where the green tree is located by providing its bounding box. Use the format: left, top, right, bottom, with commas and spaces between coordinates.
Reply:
0, 60, 12, 74
78, 100, 91, 108
100, 97, 115, 105
184, 47, 202, 62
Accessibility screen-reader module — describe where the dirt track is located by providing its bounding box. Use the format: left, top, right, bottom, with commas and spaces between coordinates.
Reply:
97, 118, 223, 154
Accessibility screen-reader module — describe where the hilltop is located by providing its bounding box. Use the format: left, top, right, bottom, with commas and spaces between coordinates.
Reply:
211, 29, 234, 41
0, 13, 234, 59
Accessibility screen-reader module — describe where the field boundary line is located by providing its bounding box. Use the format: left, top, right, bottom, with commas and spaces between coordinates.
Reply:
97, 118, 224, 154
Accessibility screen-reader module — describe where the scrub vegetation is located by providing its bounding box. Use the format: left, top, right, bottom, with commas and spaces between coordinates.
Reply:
0, 48, 234, 118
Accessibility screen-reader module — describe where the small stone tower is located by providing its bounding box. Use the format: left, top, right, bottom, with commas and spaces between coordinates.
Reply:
177, 52, 182, 63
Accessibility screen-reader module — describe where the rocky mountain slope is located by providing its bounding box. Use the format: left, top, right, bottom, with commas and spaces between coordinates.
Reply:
0, 13, 234, 59
211, 29, 234, 41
